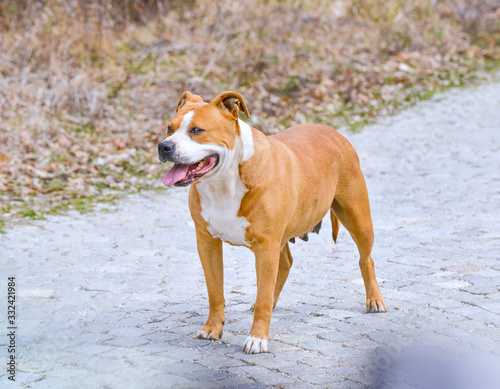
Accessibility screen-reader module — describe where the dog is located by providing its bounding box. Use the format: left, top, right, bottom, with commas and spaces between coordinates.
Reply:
157, 91, 387, 354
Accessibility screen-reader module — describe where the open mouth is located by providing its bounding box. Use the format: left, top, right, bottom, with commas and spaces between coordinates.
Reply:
162, 155, 219, 187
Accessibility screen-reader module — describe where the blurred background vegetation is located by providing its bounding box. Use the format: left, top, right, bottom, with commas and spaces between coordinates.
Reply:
0, 0, 499, 226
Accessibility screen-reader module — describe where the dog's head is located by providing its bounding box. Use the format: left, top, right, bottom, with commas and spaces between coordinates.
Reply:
158, 91, 251, 187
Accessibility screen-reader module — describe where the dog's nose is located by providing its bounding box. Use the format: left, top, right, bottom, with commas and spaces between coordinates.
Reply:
158, 140, 176, 162
158, 140, 175, 154
158, 140, 175, 162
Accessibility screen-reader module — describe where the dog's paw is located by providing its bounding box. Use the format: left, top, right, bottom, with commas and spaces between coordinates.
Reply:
366, 297, 387, 313
196, 325, 223, 340
242, 336, 268, 354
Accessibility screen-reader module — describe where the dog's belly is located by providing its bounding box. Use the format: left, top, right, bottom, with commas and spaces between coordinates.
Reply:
197, 177, 250, 247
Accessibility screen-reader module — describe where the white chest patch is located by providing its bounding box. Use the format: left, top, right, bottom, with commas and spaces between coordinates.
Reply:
197, 175, 250, 247
196, 119, 254, 247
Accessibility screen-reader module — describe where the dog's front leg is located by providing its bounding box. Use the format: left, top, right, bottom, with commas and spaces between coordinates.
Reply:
243, 242, 280, 354
195, 229, 225, 341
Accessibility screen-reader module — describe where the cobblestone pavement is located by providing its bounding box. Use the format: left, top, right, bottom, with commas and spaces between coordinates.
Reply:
1, 80, 500, 389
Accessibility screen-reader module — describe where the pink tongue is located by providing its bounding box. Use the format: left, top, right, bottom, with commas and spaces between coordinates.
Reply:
162, 163, 190, 187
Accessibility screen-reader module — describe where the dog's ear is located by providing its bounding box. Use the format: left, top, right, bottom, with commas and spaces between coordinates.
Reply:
210, 91, 250, 120
176, 91, 203, 112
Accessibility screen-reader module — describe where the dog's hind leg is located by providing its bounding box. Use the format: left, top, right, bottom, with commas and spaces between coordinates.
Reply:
331, 170, 387, 313
273, 243, 293, 308
330, 209, 339, 243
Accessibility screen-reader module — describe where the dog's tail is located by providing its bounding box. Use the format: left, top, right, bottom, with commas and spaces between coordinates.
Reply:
330, 209, 339, 243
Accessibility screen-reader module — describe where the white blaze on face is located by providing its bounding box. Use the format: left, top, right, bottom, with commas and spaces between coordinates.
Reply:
165, 110, 223, 164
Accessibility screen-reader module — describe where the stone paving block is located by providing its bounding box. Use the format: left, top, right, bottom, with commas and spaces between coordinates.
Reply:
446, 306, 500, 326
266, 340, 302, 353
226, 365, 297, 386
343, 315, 400, 332
322, 321, 377, 335
276, 382, 318, 389
49, 368, 88, 380
341, 338, 379, 351
145, 330, 191, 344
463, 284, 497, 296
314, 346, 354, 362
274, 332, 318, 345
197, 355, 247, 369
155, 346, 207, 361
428, 298, 465, 309
202, 342, 242, 356
154, 361, 205, 375
107, 326, 153, 338
323, 309, 362, 321
101, 347, 160, 362
184, 367, 230, 382
476, 300, 500, 314
123, 372, 196, 389
219, 380, 268, 388
298, 355, 340, 369
277, 364, 340, 385
105, 336, 150, 348
317, 330, 362, 343
15, 371, 45, 384
247, 354, 300, 370
148, 321, 194, 334
29, 377, 73, 389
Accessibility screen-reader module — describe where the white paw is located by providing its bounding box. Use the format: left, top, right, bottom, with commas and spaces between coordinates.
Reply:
196, 330, 208, 339
196, 330, 221, 340
242, 336, 268, 354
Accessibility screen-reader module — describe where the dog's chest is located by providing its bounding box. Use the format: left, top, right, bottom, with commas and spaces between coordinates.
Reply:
197, 177, 250, 247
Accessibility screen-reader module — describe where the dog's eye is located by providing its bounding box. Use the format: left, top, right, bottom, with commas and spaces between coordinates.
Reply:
167, 126, 173, 135
189, 127, 205, 135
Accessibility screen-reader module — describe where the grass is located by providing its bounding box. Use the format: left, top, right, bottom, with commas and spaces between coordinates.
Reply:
18, 209, 45, 220
0, 0, 499, 229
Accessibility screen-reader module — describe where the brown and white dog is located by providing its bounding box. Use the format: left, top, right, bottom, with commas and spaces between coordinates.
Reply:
158, 91, 387, 354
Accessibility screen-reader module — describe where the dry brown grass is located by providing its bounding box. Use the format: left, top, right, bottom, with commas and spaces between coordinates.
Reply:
0, 0, 499, 225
